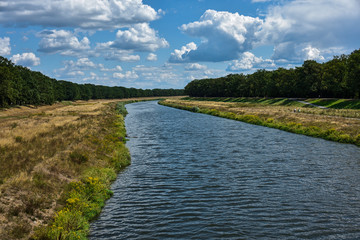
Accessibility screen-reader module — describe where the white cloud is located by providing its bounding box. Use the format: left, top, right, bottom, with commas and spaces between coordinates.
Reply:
65, 58, 97, 70
113, 71, 139, 80
105, 23, 168, 52
96, 41, 141, 62
258, 0, 360, 60
172, 1, 360, 64
55, 58, 99, 77
227, 52, 275, 71
99, 64, 123, 72
170, 10, 263, 62
169, 42, 197, 63
0, 0, 159, 30
302, 46, 325, 61
83, 72, 102, 81
185, 63, 207, 71
104, 52, 141, 62
252, 0, 271, 2
0, 37, 11, 55
10, 52, 40, 67
37, 30, 90, 55
67, 71, 85, 76
147, 53, 157, 61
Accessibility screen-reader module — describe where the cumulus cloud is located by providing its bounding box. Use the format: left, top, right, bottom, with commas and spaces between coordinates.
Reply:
0, 37, 11, 55
99, 64, 123, 72
147, 53, 157, 61
102, 23, 168, 52
0, 0, 159, 30
95, 41, 141, 62
185, 63, 207, 71
258, 0, 360, 60
302, 46, 325, 61
169, 42, 197, 63
66, 58, 97, 70
83, 72, 102, 81
56, 58, 99, 77
11, 53, 40, 67
104, 52, 141, 62
113, 71, 139, 80
227, 52, 275, 71
170, 10, 263, 62
173, 1, 360, 64
37, 30, 90, 55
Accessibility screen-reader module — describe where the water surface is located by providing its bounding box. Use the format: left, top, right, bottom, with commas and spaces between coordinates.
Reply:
90, 101, 360, 239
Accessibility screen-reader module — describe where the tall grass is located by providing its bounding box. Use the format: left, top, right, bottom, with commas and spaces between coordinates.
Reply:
0, 100, 132, 239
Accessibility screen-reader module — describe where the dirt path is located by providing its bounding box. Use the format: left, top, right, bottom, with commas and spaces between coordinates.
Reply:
296, 100, 329, 109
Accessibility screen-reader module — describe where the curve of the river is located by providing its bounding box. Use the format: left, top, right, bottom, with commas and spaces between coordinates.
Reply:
90, 101, 360, 239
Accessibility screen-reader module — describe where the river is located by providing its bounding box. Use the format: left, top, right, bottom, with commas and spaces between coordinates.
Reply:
90, 101, 360, 239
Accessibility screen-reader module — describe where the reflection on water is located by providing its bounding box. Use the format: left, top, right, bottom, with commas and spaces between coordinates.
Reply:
90, 101, 360, 239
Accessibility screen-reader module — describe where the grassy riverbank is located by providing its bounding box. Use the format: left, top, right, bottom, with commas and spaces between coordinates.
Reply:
159, 98, 360, 147
0, 97, 161, 239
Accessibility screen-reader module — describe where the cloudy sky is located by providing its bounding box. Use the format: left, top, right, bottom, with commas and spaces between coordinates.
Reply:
0, 0, 359, 89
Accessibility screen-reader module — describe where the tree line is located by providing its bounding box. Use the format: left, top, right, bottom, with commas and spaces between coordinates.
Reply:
0, 56, 184, 108
185, 49, 360, 99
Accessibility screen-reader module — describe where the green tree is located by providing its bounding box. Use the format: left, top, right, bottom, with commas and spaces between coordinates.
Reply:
346, 49, 360, 98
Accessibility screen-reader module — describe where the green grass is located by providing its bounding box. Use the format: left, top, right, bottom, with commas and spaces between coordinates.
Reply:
306, 99, 360, 109
183, 97, 360, 109
182, 97, 308, 107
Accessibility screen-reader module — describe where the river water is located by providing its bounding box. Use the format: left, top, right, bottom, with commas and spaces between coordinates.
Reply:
90, 101, 360, 239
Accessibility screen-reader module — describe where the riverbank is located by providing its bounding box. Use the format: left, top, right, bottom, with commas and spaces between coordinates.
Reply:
159, 98, 360, 147
0, 97, 163, 239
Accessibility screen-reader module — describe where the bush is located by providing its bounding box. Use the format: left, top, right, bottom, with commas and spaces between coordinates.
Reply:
48, 208, 89, 240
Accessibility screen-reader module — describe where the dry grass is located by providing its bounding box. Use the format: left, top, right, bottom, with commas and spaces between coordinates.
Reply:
164, 99, 360, 139
0, 97, 168, 239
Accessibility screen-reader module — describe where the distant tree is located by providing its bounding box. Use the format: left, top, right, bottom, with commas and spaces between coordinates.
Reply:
346, 49, 360, 98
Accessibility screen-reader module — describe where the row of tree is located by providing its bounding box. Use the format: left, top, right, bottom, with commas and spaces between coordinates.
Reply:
0, 56, 184, 108
185, 49, 360, 99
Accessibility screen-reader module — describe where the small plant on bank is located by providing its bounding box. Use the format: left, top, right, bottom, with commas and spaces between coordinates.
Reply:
15, 136, 23, 143
69, 151, 89, 164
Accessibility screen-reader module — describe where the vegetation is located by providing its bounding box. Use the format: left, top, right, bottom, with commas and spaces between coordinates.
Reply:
0, 56, 184, 108
185, 49, 360, 99
0, 99, 139, 239
159, 99, 360, 147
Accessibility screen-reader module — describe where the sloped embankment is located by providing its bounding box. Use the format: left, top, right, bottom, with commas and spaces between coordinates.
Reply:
0, 99, 131, 239
159, 99, 360, 147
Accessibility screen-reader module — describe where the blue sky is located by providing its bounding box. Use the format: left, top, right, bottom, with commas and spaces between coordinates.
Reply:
0, 0, 359, 89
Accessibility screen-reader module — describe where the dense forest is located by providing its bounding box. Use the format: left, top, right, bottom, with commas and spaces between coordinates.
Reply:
0, 56, 184, 108
185, 49, 360, 99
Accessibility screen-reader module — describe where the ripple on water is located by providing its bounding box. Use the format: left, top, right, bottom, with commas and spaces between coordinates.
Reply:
90, 101, 360, 240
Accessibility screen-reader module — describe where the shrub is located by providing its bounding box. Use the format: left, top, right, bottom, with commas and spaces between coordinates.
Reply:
48, 208, 89, 240
355, 134, 360, 146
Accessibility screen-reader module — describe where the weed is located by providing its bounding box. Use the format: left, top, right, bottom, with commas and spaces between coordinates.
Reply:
23, 195, 43, 215
69, 151, 89, 164
14, 136, 23, 143
9, 221, 32, 239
